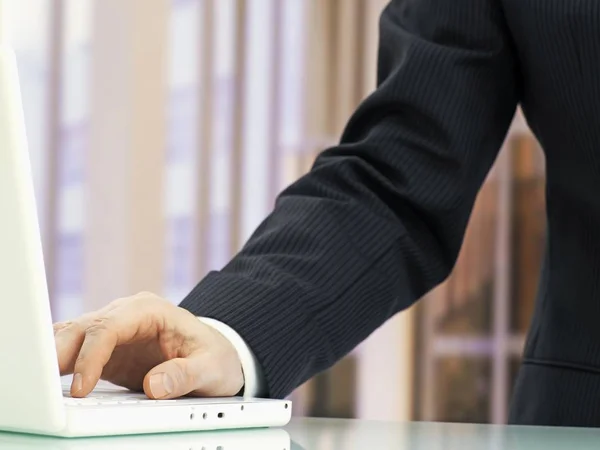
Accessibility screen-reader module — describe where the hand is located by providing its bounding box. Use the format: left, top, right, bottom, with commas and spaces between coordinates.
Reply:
53, 292, 244, 399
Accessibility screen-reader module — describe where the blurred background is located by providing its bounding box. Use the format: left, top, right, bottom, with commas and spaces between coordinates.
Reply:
5, 0, 545, 425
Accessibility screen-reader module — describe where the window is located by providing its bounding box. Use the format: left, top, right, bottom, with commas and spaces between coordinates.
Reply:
165, 0, 201, 301
5, 0, 51, 218
53, 0, 92, 320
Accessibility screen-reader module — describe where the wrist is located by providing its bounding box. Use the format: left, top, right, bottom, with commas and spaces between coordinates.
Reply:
198, 317, 264, 397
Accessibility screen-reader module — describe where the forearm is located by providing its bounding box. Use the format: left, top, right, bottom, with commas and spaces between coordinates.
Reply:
181, 0, 519, 399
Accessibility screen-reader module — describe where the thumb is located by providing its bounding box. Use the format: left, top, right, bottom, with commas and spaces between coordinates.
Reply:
143, 354, 211, 400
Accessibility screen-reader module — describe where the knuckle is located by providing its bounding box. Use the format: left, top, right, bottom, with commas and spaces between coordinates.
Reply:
181, 358, 197, 375
74, 353, 95, 373
85, 318, 112, 336
74, 351, 89, 366
174, 357, 188, 372
53, 321, 69, 333
54, 320, 83, 335
169, 360, 191, 386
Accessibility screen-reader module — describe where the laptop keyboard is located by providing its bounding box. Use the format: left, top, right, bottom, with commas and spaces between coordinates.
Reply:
60, 383, 249, 407
62, 389, 176, 406
64, 395, 175, 406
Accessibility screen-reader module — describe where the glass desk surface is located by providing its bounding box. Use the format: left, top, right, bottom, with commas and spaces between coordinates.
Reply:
1, 418, 600, 449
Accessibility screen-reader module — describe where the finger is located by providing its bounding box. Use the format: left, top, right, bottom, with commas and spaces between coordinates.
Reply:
71, 319, 120, 397
69, 298, 163, 397
143, 353, 219, 400
53, 309, 105, 374
54, 323, 86, 375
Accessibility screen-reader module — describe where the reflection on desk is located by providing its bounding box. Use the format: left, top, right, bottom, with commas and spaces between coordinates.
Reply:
2, 418, 600, 449
0, 427, 290, 450
287, 418, 600, 449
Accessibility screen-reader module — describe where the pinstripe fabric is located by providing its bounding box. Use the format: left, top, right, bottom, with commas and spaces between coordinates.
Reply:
181, 0, 600, 426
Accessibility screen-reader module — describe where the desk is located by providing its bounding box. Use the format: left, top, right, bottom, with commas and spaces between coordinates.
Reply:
288, 418, 600, 448
1, 418, 600, 449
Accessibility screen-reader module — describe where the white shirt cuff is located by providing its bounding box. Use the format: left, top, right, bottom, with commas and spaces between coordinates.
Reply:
198, 317, 265, 398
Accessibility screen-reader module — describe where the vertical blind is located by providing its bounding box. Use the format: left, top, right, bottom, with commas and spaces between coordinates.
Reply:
22, 0, 376, 318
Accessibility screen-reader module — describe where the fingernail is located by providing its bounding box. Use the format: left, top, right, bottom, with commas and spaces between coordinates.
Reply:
72, 373, 83, 396
149, 373, 174, 399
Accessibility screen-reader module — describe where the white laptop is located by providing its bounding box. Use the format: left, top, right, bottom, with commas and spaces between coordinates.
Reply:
0, 15, 291, 438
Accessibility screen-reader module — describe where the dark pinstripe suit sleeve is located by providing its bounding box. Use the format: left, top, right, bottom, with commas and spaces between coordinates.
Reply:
180, 0, 520, 399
